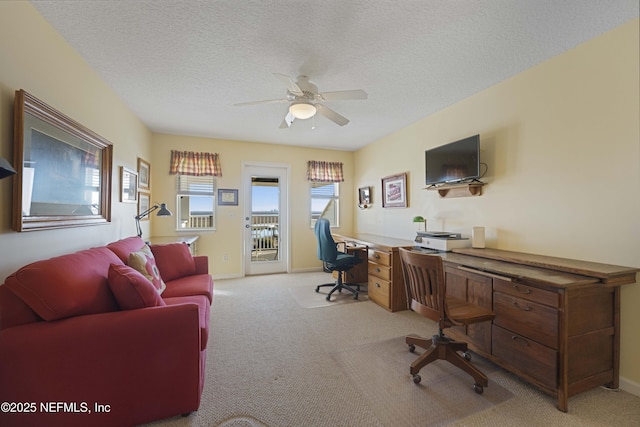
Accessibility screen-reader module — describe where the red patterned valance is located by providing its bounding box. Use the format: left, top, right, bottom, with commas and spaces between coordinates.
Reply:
169, 150, 222, 176
307, 161, 344, 182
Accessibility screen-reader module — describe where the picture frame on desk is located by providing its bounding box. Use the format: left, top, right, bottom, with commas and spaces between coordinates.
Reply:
382, 173, 407, 208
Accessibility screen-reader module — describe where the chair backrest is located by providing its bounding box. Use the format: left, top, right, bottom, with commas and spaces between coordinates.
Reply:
314, 218, 338, 263
399, 248, 447, 327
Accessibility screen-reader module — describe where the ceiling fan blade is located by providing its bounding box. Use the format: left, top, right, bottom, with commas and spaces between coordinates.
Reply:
318, 89, 368, 102
234, 98, 288, 107
316, 104, 349, 126
273, 73, 304, 96
279, 111, 295, 129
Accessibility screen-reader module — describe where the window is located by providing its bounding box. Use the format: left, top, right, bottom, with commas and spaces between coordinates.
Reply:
176, 175, 215, 231
310, 182, 339, 227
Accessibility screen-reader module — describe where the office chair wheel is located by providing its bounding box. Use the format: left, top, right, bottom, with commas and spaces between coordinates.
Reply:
408, 344, 416, 353
412, 374, 422, 384
473, 383, 484, 394
463, 351, 472, 361
325, 295, 331, 301
353, 292, 358, 300
315, 287, 320, 293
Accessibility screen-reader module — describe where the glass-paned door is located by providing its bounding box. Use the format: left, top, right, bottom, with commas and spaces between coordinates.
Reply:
242, 163, 289, 275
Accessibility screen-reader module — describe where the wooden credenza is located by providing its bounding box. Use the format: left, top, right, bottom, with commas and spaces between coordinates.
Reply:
440, 248, 638, 412
332, 233, 414, 312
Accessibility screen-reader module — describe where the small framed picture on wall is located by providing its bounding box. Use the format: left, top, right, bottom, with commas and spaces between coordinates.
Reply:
381, 173, 407, 208
120, 166, 138, 203
137, 157, 151, 190
138, 192, 150, 220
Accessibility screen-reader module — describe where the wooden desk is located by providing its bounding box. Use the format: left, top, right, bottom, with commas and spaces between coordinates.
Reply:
331, 233, 415, 312
149, 236, 199, 256
439, 247, 638, 412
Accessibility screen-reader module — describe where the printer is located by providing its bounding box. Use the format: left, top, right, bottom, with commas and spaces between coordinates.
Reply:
413, 231, 471, 252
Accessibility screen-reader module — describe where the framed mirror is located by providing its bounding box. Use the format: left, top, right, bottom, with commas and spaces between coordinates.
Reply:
13, 90, 113, 231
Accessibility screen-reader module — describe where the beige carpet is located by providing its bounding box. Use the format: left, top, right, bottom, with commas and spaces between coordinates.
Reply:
288, 284, 368, 308
143, 272, 640, 427
332, 336, 513, 427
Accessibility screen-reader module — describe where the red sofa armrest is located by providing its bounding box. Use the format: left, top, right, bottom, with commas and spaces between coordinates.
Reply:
194, 256, 208, 274
0, 304, 204, 427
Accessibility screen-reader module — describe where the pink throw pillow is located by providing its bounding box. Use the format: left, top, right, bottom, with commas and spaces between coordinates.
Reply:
150, 243, 196, 282
127, 245, 166, 294
108, 264, 166, 310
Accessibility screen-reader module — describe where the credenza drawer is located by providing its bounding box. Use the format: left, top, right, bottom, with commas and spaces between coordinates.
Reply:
368, 261, 391, 281
492, 325, 558, 389
368, 277, 390, 308
493, 291, 559, 349
368, 249, 391, 266
493, 278, 559, 308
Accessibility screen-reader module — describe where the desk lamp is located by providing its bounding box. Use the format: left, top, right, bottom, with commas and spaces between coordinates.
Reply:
0, 157, 17, 179
413, 216, 427, 231
135, 203, 172, 238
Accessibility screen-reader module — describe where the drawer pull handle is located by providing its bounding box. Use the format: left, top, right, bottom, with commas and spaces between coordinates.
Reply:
375, 254, 380, 259
512, 300, 532, 311
375, 268, 381, 273
511, 335, 529, 346
375, 282, 381, 288
512, 284, 531, 294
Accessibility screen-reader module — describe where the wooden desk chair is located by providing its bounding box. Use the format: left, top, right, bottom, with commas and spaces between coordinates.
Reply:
399, 248, 495, 393
314, 218, 363, 301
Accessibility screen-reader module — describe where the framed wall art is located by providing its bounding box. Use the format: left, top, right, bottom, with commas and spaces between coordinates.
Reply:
138, 192, 151, 220
12, 89, 113, 232
218, 189, 238, 206
381, 173, 407, 208
120, 166, 138, 203
358, 186, 371, 209
137, 157, 150, 190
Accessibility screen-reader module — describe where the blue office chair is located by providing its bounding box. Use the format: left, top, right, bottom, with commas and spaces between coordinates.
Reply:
314, 218, 363, 301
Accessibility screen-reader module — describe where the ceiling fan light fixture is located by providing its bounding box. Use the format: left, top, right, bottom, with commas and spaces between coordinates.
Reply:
289, 102, 316, 119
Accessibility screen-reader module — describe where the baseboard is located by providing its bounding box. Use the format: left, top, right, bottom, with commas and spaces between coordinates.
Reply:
619, 377, 640, 397
212, 273, 243, 280
212, 268, 323, 280
290, 267, 324, 273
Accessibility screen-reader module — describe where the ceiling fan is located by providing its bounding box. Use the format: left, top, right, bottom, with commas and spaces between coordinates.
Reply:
234, 74, 367, 128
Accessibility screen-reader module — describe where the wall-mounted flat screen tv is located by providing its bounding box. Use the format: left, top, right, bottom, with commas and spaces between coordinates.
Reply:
425, 134, 480, 185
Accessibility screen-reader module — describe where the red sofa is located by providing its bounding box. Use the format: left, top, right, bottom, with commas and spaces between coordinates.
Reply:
0, 236, 213, 427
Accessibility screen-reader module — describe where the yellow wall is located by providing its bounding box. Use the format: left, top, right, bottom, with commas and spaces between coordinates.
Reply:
149, 134, 355, 277
354, 19, 640, 387
0, 2, 152, 280
1, 0, 638, 391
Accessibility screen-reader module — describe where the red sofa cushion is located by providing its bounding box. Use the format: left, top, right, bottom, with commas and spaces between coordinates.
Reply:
150, 243, 196, 281
106, 236, 146, 263
128, 245, 166, 294
162, 274, 214, 304
4, 247, 121, 321
108, 264, 166, 310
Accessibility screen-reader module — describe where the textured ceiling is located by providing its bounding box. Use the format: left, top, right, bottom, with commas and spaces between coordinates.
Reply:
30, 1, 638, 151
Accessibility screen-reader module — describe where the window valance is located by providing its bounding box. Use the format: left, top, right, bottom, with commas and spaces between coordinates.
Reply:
169, 150, 222, 176
307, 161, 344, 182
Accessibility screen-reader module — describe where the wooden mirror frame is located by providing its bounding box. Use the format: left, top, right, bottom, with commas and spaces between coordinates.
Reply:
13, 90, 113, 231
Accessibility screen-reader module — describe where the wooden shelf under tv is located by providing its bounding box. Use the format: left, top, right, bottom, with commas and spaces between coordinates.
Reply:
425, 182, 485, 198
